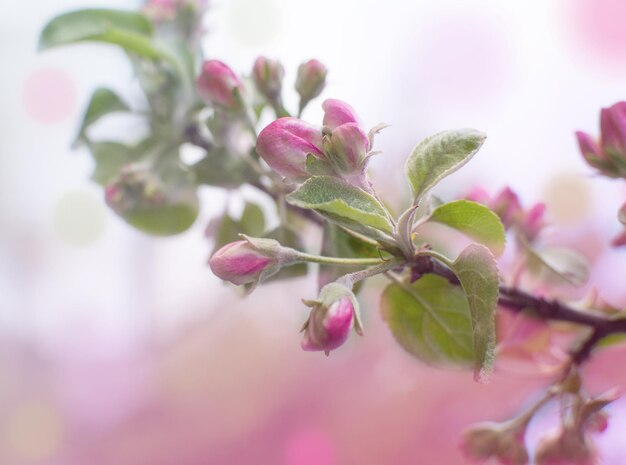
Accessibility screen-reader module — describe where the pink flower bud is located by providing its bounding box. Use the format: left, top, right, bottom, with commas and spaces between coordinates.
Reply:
600, 102, 626, 158
461, 421, 529, 465
252, 56, 284, 101
197, 60, 243, 110
521, 203, 545, 241
327, 122, 371, 175
534, 428, 596, 465
322, 98, 360, 130
256, 117, 324, 180
301, 283, 360, 354
295, 59, 327, 106
209, 236, 297, 286
491, 187, 523, 229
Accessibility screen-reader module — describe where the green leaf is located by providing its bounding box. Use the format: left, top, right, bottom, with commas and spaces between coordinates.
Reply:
90, 141, 141, 186
451, 244, 499, 383
124, 203, 199, 236
211, 201, 267, 253
318, 223, 381, 291
75, 88, 130, 146
286, 176, 394, 240
618, 203, 626, 225
526, 246, 589, 287
381, 275, 474, 369
38, 9, 167, 60
405, 129, 486, 203
115, 161, 200, 236
426, 200, 506, 257
192, 149, 258, 188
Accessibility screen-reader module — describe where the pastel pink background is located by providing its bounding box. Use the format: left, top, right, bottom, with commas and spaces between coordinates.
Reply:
2, 0, 626, 463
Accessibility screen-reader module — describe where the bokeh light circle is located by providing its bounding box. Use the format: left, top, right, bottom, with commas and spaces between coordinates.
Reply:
22, 67, 77, 124
52, 190, 107, 246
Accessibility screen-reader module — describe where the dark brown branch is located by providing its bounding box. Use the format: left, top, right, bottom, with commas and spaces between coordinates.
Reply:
412, 255, 626, 366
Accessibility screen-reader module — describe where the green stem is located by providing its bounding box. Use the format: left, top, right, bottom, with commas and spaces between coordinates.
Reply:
419, 249, 454, 268
295, 252, 388, 266
338, 258, 404, 287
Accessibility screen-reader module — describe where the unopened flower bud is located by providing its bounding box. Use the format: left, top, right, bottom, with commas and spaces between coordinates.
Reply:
301, 283, 361, 354
197, 60, 244, 110
575, 131, 615, 175
534, 428, 596, 465
521, 203, 545, 241
252, 56, 284, 102
322, 98, 360, 130
256, 117, 324, 180
326, 122, 371, 176
209, 236, 297, 286
491, 187, 523, 229
295, 59, 327, 108
600, 102, 626, 159
461, 421, 529, 465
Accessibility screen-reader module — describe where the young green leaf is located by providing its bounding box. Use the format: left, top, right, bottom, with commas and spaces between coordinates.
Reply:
286, 176, 395, 240
90, 141, 141, 186
425, 200, 506, 257
192, 149, 258, 188
451, 244, 499, 383
211, 201, 266, 253
405, 129, 486, 203
75, 88, 130, 146
381, 275, 474, 369
125, 202, 199, 236
39, 9, 167, 60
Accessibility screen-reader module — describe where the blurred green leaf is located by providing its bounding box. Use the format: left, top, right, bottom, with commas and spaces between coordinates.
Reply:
526, 246, 589, 287
124, 203, 198, 236
405, 129, 486, 203
451, 244, 499, 383
192, 149, 258, 188
381, 275, 474, 369
426, 200, 506, 257
90, 141, 140, 186
39, 9, 169, 60
211, 201, 266, 253
75, 88, 130, 146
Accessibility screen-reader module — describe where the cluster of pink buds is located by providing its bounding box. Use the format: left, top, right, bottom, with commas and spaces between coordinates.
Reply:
105, 163, 166, 215
466, 186, 545, 242
300, 283, 362, 355
256, 99, 377, 188
196, 60, 245, 112
576, 102, 626, 178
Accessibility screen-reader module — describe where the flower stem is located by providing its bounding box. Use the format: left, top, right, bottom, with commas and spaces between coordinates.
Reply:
295, 252, 389, 266
337, 258, 405, 287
